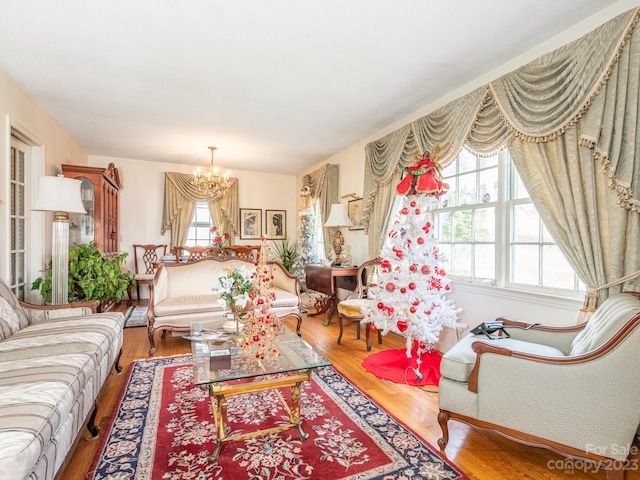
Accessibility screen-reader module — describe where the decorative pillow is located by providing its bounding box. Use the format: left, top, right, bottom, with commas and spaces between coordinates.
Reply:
0, 296, 21, 340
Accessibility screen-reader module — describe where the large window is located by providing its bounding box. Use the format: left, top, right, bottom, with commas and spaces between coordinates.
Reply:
435, 149, 581, 296
186, 202, 214, 246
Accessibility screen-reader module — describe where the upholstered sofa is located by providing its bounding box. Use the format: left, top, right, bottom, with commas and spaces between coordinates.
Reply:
438, 292, 640, 480
147, 257, 302, 355
0, 279, 124, 480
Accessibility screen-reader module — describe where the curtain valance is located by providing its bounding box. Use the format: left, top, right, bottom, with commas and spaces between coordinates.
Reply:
161, 172, 239, 248
364, 7, 639, 209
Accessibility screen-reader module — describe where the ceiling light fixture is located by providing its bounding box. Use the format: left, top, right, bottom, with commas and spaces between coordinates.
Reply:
193, 146, 230, 195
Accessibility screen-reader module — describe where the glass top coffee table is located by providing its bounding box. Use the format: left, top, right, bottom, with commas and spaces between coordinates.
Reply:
190, 320, 331, 461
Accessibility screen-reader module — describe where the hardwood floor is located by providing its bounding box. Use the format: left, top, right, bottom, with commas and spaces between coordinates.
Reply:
61, 301, 639, 480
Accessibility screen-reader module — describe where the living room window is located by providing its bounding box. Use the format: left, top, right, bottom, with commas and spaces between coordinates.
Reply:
186, 202, 214, 246
434, 149, 582, 297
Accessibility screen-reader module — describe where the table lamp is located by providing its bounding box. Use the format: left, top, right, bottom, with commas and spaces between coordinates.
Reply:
33, 174, 86, 304
324, 203, 352, 266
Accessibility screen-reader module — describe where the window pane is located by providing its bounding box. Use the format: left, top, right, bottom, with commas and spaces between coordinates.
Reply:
542, 245, 575, 289
511, 245, 539, 284
513, 204, 539, 242
474, 207, 495, 242
475, 244, 495, 279
478, 154, 498, 169
453, 244, 472, 277
194, 206, 209, 223
441, 180, 456, 207
17, 150, 25, 182
512, 172, 529, 200
18, 184, 25, 216
439, 244, 452, 273
442, 162, 456, 178
454, 210, 472, 241
542, 221, 554, 243
458, 150, 476, 173
437, 212, 452, 242
16, 218, 24, 249
458, 173, 476, 205
195, 226, 210, 240
478, 168, 498, 203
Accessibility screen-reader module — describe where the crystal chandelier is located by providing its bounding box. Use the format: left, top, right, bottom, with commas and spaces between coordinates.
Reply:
192, 146, 231, 195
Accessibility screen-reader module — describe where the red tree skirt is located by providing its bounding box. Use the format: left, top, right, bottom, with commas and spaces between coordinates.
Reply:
362, 344, 442, 386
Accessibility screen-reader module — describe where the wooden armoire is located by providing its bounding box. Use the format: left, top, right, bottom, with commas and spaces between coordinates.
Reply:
61, 163, 123, 256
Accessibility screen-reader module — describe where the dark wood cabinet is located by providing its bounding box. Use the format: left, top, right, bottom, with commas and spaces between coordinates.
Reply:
61, 163, 123, 256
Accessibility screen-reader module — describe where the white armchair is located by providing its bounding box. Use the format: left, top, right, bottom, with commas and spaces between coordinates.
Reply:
437, 292, 640, 480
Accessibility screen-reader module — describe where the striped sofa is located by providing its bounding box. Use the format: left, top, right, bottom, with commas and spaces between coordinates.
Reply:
0, 280, 124, 480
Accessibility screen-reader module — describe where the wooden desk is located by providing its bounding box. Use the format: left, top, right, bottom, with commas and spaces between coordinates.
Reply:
305, 265, 358, 325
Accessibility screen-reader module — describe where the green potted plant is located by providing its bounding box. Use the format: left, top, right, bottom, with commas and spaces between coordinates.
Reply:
270, 237, 300, 272
32, 242, 135, 311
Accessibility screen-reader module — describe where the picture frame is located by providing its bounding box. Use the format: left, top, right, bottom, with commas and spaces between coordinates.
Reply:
348, 198, 364, 230
265, 210, 286, 240
239, 208, 262, 239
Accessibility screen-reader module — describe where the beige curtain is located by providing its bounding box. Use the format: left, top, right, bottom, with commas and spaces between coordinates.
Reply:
302, 164, 339, 258
161, 172, 239, 249
363, 8, 640, 302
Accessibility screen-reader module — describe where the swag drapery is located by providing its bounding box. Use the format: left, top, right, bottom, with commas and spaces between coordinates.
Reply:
161, 172, 239, 249
301, 164, 339, 259
363, 8, 640, 303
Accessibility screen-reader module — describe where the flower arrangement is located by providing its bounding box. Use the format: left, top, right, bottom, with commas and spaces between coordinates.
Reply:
216, 264, 256, 310
210, 226, 230, 255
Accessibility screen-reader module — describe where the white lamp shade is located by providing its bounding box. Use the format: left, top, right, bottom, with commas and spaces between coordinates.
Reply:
324, 203, 352, 227
32, 175, 86, 213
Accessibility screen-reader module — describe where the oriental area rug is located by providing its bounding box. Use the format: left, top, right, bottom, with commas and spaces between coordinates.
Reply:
88, 355, 467, 480
123, 305, 148, 328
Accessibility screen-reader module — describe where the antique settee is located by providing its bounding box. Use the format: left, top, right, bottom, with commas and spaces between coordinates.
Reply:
0, 279, 124, 480
438, 292, 640, 480
147, 257, 302, 355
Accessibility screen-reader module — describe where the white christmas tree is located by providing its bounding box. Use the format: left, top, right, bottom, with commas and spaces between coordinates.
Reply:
362, 153, 462, 359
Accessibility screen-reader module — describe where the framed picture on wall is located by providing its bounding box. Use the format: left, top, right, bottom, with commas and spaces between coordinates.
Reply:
240, 208, 262, 239
265, 210, 286, 240
348, 198, 364, 230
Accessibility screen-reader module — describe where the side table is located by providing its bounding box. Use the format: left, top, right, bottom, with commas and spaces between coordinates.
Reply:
305, 265, 358, 325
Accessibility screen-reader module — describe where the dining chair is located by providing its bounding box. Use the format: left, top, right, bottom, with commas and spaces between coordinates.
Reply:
133, 244, 168, 300
173, 245, 218, 263
336, 258, 383, 351
222, 245, 260, 262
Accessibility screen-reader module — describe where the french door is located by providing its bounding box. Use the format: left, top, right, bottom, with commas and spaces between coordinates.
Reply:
9, 135, 29, 300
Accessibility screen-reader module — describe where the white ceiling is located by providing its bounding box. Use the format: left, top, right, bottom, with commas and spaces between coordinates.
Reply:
0, 0, 628, 175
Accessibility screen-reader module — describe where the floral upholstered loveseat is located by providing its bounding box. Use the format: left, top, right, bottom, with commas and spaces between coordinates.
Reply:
0, 279, 124, 480
147, 257, 302, 355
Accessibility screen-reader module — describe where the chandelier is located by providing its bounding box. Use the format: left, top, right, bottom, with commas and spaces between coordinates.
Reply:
192, 146, 231, 195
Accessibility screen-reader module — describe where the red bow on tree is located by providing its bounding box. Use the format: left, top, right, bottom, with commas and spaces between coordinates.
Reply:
396, 154, 448, 197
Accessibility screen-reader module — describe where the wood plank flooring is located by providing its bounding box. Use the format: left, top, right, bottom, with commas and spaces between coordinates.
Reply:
61, 301, 639, 480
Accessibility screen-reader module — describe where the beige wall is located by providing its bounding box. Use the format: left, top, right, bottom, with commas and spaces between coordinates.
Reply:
0, 69, 88, 299
89, 155, 297, 299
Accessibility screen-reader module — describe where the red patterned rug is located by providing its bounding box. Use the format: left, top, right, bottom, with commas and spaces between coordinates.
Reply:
88, 355, 467, 479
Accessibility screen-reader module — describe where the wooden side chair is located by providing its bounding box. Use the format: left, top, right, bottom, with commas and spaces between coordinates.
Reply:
336, 258, 383, 351
133, 244, 167, 300
173, 245, 217, 263
222, 245, 260, 262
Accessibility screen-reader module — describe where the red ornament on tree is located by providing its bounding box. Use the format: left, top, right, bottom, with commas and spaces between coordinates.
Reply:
397, 320, 408, 332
